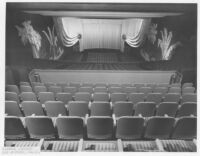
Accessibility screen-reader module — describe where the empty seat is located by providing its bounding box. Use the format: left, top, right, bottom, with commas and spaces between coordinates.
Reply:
34, 86, 47, 95
25, 116, 56, 139
56, 93, 73, 104
93, 92, 109, 102
56, 83, 68, 90
146, 83, 156, 90
69, 82, 81, 89
63, 87, 77, 95
182, 87, 195, 94
74, 92, 91, 102
121, 84, 132, 88
128, 93, 145, 106
133, 84, 145, 91
181, 93, 197, 103
20, 92, 37, 101
113, 102, 133, 117
108, 87, 123, 93
38, 92, 55, 104
168, 87, 181, 93
81, 83, 94, 87
110, 93, 127, 103
170, 83, 181, 88
163, 93, 181, 103
182, 82, 193, 88
31, 82, 45, 87
20, 85, 33, 92
5, 116, 26, 139
138, 87, 152, 95
6, 85, 20, 95
156, 102, 179, 117
153, 87, 168, 95
20, 81, 30, 86
56, 116, 84, 139
145, 93, 163, 104
95, 83, 107, 87
21, 101, 45, 116
116, 116, 145, 140
123, 87, 137, 94
144, 116, 175, 139
108, 84, 120, 87
5, 92, 20, 104
5, 101, 23, 116
79, 87, 93, 94
44, 82, 56, 88
176, 102, 197, 117
90, 102, 112, 116
68, 101, 89, 117
134, 102, 156, 117
156, 83, 169, 88
87, 116, 113, 139
93, 87, 107, 93
44, 101, 67, 117
48, 86, 62, 95
171, 116, 197, 140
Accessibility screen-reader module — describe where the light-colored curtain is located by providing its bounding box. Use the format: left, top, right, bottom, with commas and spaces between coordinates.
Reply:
121, 18, 151, 51
54, 17, 151, 52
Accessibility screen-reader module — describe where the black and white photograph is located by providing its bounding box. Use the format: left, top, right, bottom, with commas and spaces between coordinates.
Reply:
1, 0, 198, 154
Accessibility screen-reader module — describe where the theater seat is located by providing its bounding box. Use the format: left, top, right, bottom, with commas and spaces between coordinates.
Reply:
5, 116, 27, 140
171, 116, 197, 140
87, 116, 113, 139
181, 93, 197, 103
5, 101, 23, 117
48, 86, 63, 95
56, 93, 73, 105
44, 101, 67, 117
25, 116, 56, 139
168, 87, 181, 93
163, 93, 181, 103
123, 87, 137, 94
34, 86, 47, 95
20, 85, 33, 92
182, 87, 195, 94
5, 92, 20, 104
110, 93, 127, 103
38, 92, 55, 104
93, 92, 109, 102
56, 116, 84, 139
176, 102, 197, 117
138, 87, 152, 95
108, 87, 123, 93
134, 102, 156, 117
63, 86, 77, 95
21, 101, 45, 116
145, 93, 163, 105
20, 92, 37, 101
116, 116, 144, 140
153, 87, 168, 95
20, 81, 30, 86
74, 92, 91, 102
90, 102, 112, 116
6, 85, 20, 95
113, 101, 133, 117
156, 102, 179, 117
128, 93, 145, 106
93, 87, 107, 93
79, 87, 93, 94
68, 101, 89, 117
144, 116, 175, 139
182, 82, 193, 88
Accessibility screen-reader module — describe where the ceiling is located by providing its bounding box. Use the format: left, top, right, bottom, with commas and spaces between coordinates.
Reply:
7, 3, 197, 19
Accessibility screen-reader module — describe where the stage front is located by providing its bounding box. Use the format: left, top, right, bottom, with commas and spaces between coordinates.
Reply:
29, 70, 175, 84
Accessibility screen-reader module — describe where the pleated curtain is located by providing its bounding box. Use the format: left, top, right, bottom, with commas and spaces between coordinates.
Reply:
53, 17, 151, 52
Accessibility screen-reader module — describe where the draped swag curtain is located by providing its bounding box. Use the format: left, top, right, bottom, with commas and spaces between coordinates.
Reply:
54, 17, 151, 52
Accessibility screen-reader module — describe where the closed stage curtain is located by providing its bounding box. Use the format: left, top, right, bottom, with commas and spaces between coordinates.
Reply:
54, 17, 151, 52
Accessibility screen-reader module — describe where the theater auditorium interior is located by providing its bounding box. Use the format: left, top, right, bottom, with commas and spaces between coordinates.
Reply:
4, 2, 197, 153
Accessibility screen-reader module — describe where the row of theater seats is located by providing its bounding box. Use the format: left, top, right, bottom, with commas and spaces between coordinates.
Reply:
4, 139, 197, 152
5, 115, 196, 140
6, 82, 196, 95
6, 90, 197, 105
5, 100, 196, 118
